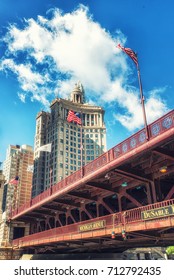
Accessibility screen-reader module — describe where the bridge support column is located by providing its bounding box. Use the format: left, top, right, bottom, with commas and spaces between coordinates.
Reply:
146, 183, 152, 204
150, 182, 157, 203
117, 194, 122, 212
155, 178, 163, 200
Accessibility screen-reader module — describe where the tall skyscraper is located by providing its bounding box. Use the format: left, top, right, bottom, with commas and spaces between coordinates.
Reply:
0, 170, 5, 221
3, 144, 34, 213
0, 170, 8, 247
32, 82, 106, 197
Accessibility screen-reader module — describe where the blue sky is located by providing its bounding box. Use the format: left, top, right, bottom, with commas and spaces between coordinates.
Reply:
0, 0, 174, 164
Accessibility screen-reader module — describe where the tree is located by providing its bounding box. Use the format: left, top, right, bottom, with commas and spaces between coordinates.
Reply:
166, 246, 174, 256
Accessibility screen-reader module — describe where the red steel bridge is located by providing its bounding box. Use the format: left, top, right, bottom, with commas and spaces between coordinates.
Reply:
10, 110, 174, 254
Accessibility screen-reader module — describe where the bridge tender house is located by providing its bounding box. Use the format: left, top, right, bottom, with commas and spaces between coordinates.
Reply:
141, 205, 174, 220
79, 220, 106, 232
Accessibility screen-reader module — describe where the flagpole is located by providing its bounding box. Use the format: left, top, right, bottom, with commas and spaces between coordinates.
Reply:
49, 147, 53, 190
50, 168, 52, 190
117, 44, 149, 140
136, 63, 149, 140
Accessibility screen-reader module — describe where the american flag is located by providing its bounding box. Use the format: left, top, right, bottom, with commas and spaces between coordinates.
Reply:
9, 176, 19, 185
67, 110, 82, 125
117, 44, 138, 66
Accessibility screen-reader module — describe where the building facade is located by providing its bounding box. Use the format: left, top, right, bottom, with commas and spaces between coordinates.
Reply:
0, 171, 5, 221
3, 144, 34, 213
0, 171, 6, 247
32, 83, 106, 197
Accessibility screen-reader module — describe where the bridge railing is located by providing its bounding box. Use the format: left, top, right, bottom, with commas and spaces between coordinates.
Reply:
12, 199, 174, 247
12, 213, 117, 246
124, 198, 174, 223
11, 110, 174, 218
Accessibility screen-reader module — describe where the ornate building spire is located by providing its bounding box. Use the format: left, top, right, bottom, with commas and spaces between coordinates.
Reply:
71, 81, 85, 104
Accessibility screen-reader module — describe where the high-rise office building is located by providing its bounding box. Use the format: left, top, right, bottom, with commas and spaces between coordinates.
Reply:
3, 144, 34, 213
0, 171, 5, 218
32, 82, 106, 197
0, 170, 8, 247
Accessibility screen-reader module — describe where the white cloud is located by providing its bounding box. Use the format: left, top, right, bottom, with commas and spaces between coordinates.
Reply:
0, 5, 169, 130
18, 92, 26, 103
1, 59, 45, 89
113, 86, 169, 131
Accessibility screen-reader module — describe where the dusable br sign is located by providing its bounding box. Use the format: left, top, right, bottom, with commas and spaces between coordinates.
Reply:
141, 205, 174, 220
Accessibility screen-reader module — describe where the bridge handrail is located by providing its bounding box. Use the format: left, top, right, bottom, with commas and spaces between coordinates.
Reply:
12, 198, 174, 247
12, 213, 116, 246
11, 109, 174, 218
123, 198, 174, 223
